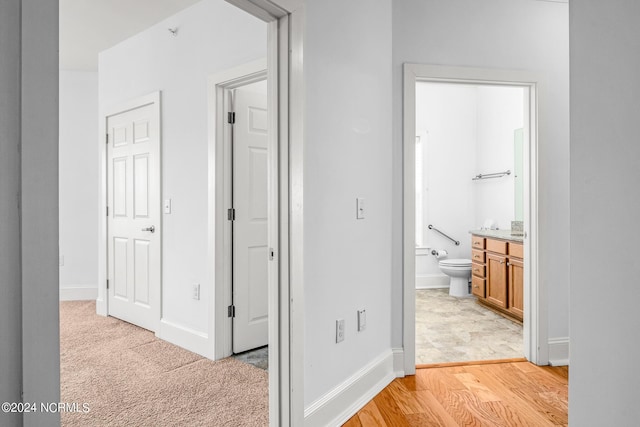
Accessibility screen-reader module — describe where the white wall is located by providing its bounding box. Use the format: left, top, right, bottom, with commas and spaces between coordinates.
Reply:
99, 0, 265, 343
59, 70, 99, 299
415, 83, 476, 279
474, 86, 523, 230
415, 84, 523, 280
570, 1, 640, 425
393, 0, 570, 350
303, 0, 393, 409
0, 0, 61, 425
0, 2, 24, 423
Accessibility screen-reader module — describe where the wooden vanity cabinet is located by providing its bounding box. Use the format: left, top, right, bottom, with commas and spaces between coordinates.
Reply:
471, 235, 524, 322
486, 253, 508, 308
508, 257, 524, 318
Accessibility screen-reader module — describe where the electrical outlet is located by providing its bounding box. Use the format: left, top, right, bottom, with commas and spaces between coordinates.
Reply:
192, 283, 200, 300
358, 309, 366, 331
336, 319, 345, 343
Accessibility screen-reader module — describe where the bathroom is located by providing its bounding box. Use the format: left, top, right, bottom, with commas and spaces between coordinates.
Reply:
415, 81, 526, 365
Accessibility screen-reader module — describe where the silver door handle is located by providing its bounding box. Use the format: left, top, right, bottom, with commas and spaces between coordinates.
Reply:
142, 225, 155, 233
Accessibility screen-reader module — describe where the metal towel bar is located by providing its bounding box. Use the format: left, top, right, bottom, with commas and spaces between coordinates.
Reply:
428, 224, 460, 246
472, 170, 511, 181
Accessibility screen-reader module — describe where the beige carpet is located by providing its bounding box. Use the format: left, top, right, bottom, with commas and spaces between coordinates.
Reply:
60, 301, 268, 426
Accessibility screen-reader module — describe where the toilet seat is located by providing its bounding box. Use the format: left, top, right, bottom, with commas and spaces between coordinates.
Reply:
439, 258, 472, 267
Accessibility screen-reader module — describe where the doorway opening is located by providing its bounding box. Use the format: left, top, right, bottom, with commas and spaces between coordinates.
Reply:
403, 64, 544, 376
210, 63, 269, 365
59, 0, 300, 424
414, 82, 526, 366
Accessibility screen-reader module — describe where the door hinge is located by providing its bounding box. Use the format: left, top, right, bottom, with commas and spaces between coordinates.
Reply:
106, 134, 109, 144
106, 206, 109, 216
227, 112, 236, 124
106, 279, 109, 290
227, 208, 235, 221
228, 305, 235, 318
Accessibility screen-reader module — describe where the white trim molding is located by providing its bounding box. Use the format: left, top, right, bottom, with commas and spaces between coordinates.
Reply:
548, 337, 570, 366
60, 286, 98, 301
157, 319, 210, 358
392, 348, 406, 377
415, 274, 449, 289
304, 350, 396, 427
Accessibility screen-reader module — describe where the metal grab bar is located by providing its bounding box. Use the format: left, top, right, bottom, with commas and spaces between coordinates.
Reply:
472, 170, 511, 181
428, 224, 460, 246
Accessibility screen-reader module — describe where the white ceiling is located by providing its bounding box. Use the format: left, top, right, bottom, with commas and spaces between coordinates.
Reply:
60, 0, 202, 70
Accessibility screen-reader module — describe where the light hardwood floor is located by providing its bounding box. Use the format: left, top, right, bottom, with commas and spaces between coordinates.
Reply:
344, 361, 568, 426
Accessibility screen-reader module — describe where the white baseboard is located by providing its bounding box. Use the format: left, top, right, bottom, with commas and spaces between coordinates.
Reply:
416, 274, 449, 289
95, 297, 107, 316
59, 285, 98, 301
548, 337, 569, 366
157, 318, 211, 359
304, 350, 395, 427
392, 347, 405, 377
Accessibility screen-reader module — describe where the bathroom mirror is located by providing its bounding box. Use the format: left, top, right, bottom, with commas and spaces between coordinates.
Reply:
514, 128, 524, 221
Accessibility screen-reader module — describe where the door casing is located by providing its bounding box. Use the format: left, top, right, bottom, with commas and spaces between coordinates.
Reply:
403, 63, 545, 376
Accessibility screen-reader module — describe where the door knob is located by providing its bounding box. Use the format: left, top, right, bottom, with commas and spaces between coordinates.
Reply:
142, 225, 155, 233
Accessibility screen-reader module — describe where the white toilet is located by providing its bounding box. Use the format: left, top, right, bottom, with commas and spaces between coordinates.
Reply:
439, 258, 472, 297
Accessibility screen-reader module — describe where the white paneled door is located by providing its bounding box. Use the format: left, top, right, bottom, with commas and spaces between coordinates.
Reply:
107, 96, 161, 332
232, 83, 268, 353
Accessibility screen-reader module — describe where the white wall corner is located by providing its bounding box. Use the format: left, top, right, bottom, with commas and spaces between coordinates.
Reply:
548, 337, 569, 366
158, 319, 212, 359
304, 350, 396, 427
392, 347, 405, 377
59, 285, 98, 301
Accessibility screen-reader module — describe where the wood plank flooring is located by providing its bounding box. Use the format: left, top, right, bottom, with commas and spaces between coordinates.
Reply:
344, 362, 568, 426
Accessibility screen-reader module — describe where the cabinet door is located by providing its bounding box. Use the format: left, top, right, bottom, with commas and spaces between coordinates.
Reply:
486, 253, 508, 308
508, 258, 524, 319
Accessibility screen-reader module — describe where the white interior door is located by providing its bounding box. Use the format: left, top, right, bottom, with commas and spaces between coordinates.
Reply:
107, 96, 161, 332
232, 82, 268, 353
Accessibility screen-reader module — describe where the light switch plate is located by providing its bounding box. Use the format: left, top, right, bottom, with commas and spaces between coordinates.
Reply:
356, 198, 365, 219
164, 199, 172, 214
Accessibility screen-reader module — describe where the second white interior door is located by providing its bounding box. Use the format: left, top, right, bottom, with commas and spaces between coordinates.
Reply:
107, 94, 161, 333
232, 81, 268, 353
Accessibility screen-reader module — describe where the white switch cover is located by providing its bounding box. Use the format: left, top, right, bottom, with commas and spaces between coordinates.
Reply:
356, 198, 365, 219
358, 309, 366, 331
192, 283, 200, 300
164, 199, 172, 214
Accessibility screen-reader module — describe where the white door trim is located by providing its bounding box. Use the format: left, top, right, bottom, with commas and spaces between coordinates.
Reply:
99, 91, 162, 329
209, 59, 267, 360
220, 2, 304, 425
402, 63, 546, 376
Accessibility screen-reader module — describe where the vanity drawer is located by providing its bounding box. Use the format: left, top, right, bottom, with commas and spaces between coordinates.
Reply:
472, 276, 485, 298
472, 262, 485, 278
509, 242, 524, 259
471, 236, 485, 249
486, 238, 508, 255
471, 249, 485, 263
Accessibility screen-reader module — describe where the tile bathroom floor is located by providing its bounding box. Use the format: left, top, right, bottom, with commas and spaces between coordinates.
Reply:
233, 346, 269, 370
416, 288, 523, 365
